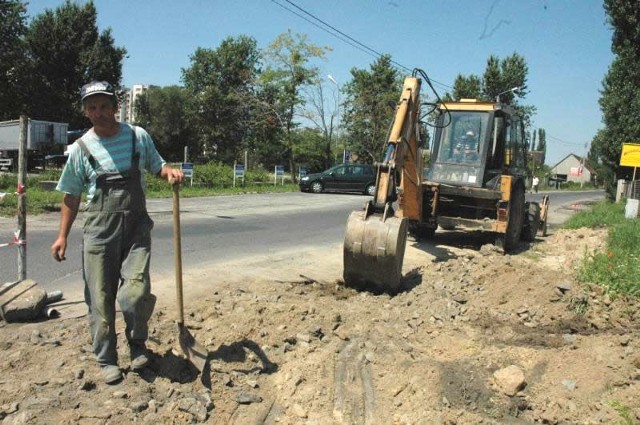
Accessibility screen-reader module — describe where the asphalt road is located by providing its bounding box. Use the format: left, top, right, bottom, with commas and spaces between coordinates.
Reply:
0, 192, 368, 297
0, 189, 605, 301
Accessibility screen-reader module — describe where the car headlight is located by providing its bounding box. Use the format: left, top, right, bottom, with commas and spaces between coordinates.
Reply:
301, 176, 309, 181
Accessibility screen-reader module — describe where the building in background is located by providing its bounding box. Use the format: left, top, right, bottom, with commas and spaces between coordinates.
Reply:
117, 84, 149, 124
548, 153, 594, 186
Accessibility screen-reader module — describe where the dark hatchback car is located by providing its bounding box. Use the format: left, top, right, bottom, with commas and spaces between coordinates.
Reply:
299, 163, 376, 195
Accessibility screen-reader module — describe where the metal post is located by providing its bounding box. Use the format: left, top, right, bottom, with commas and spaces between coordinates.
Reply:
17, 115, 27, 281
183, 146, 188, 163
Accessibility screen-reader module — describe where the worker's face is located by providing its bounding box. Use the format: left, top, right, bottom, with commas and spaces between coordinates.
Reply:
83, 95, 117, 127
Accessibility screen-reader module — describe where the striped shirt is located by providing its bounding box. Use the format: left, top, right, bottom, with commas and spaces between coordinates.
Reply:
56, 123, 166, 202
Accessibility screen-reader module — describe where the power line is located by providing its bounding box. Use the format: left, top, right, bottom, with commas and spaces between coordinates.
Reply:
271, 0, 591, 149
270, 0, 453, 91
545, 132, 589, 147
269, 0, 383, 61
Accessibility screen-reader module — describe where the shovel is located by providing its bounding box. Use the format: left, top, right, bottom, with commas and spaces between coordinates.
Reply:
172, 183, 208, 372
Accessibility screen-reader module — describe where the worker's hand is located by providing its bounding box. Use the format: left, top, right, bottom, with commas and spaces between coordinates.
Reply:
165, 167, 185, 185
51, 236, 67, 262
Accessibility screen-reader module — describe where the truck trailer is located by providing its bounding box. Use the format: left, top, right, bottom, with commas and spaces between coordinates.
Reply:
0, 119, 69, 171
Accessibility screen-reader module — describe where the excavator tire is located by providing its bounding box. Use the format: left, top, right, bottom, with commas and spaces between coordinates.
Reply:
408, 221, 436, 240
496, 184, 525, 253
521, 202, 541, 242
343, 210, 407, 293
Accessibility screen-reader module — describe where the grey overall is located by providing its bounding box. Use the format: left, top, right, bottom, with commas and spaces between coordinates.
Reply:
78, 128, 156, 367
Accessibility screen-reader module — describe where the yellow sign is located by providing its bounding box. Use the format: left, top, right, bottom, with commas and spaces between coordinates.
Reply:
620, 143, 640, 167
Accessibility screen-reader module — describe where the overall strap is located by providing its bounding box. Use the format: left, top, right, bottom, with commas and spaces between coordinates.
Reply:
76, 138, 98, 171
129, 125, 138, 166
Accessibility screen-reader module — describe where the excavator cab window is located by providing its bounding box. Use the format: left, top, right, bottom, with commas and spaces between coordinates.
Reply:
503, 116, 526, 172
435, 111, 488, 165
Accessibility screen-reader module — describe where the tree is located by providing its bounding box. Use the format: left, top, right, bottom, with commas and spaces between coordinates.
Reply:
300, 79, 340, 169
292, 127, 326, 172
24, 1, 126, 128
342, 55, 401, 163
587, 130, 606, 186
597, 0, 640, 196
134, 85, 196, 162
530, 130, 537, 151
182, 35, 261, 164
451, 74, 482, 100
261, 30, 330, 181
536, 128, 546, 165
0, 0, 29, 120
481, 53, 529, 103
482, 55, 502, 101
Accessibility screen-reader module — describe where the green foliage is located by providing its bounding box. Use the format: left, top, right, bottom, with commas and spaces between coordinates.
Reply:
24, 1, 126, 128
0, 171, 65, 216
182, 35, 262, 164
261, 30, 331, 180
481, 53, 529, 103
192, 162, 234, 187
342, 55, 401, 163
564, 200, 624, 229
0, 0, 29, 120
293, 128, 327, 173
0, 164, 294, 217
607, 400, 635, 425
596, 1, 640, 198
134, 86, 196, 162
451, 74, 482, 100
565, 200, 640, 296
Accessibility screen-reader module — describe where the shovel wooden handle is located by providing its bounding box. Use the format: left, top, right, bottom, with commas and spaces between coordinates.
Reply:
172, 183, 185, 325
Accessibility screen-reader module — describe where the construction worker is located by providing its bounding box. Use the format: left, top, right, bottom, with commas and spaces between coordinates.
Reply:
51, 81, 184, 384
454, 130, 479, 160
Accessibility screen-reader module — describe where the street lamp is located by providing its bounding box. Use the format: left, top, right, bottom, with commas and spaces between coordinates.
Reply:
495, 86, 520, 103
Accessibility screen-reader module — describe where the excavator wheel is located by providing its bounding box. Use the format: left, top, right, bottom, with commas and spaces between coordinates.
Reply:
496, 184, 525, 253
521, 202, 541, 242
343, 210, 408, 293
408, 221, 436, 240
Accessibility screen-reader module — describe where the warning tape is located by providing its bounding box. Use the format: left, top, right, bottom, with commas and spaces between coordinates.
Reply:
0, 184, 28, 247
0, 184, 26, 204
0, 231, 25, 249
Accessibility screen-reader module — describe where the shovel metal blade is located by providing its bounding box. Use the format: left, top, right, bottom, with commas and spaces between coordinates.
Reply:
343, 210, 408, 293
178, 323, 208, 372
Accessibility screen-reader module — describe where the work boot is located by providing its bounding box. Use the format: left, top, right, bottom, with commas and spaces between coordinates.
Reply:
102, 365, 123, 384
130, 342, 150, 371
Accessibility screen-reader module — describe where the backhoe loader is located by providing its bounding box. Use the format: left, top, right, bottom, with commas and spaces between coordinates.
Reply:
343, 72, 548, 293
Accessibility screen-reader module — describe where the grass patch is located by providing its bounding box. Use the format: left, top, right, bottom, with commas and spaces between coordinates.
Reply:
607, 400, 634, 425
0, 170, 298, 217
563, 200, 625, 229
564, 200, 640, 297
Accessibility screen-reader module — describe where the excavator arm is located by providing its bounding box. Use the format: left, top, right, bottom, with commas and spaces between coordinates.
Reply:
343, 77, 423, 293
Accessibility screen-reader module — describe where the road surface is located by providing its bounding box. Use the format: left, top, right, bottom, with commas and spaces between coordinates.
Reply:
0, 189, 604, 315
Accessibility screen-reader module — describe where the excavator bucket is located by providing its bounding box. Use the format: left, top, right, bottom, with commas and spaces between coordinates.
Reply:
343, 210, 408, 293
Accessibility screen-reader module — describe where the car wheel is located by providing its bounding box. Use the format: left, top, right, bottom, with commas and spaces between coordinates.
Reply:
365, 184, 376, 196
311, 181, 323, 193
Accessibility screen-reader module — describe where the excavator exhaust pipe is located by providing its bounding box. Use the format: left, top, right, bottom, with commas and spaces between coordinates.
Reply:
343, 209, 408, 293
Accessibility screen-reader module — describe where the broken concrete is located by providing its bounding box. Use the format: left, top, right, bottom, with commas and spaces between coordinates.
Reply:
0, 279, 47, 322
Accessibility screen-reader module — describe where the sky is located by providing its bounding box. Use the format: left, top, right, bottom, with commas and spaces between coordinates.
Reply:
26, 0, 614, 166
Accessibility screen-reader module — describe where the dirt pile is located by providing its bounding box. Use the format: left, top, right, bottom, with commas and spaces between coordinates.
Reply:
1, 227, 639, 424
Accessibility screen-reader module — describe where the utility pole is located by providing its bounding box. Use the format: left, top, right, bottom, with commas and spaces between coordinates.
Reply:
17, 115, 27, 281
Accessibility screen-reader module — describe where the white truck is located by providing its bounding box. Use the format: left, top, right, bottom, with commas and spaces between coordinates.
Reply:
0, 119, 69, 171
